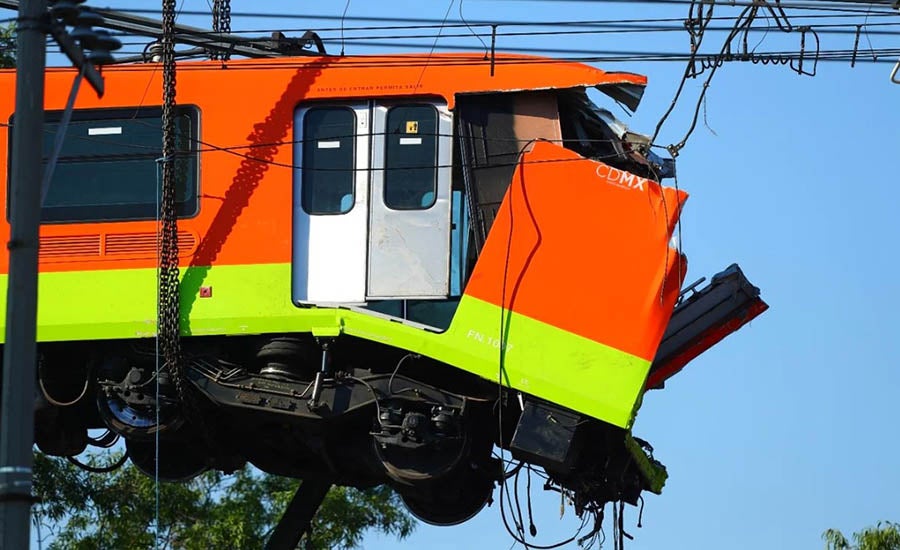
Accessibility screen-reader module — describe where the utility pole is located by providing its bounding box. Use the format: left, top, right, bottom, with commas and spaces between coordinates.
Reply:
0, 0, 47, 547
0, 1, 115, 544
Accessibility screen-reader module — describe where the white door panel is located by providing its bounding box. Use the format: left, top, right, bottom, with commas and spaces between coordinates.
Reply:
292, 103, 370, 305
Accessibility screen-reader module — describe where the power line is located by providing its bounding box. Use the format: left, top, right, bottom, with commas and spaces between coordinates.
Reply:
81, 3, 900, 22
4, 0, 893, 68
87, 47, 899, 68
478, 0, 894, 9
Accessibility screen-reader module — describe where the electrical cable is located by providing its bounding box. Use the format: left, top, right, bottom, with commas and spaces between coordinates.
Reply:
108, 46, 900, 66
414, 0, 457, 90
66, 451, 130, 474
20, 2, 892, 67
513, 468, 529, 547
86, 430, 120, 449
89, 2, 899, 21
387, 353, 420, 396
474, 0, 894, 11
38, 372, 89, 408
491, 140, 600, 549
339, 0, 350, 56
35, 349, 92, 408
526, 465, 537, 537
89, 10, 900, 38
458, 0, 489, 57
651, 0, 719, 146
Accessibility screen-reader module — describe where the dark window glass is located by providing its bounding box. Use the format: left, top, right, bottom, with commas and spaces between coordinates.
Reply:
12, 106, 200, 223
302, 108, 356, 215
558, 90, 620, 162
384, 105, 438, 210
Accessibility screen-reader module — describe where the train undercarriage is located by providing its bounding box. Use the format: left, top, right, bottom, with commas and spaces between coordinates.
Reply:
29, 263, 765, 538
35, 331, 656, 528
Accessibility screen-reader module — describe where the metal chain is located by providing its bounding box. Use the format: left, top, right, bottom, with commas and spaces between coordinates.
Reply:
159, 0, 185, 408
221, 0, 231, 61
160, 0, 220, 462
211, 0, 221, 59
212, 0, 221, 33
211, 0, 232, 61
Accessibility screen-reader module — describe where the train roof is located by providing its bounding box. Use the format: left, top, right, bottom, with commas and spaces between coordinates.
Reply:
0, 53, 647, 111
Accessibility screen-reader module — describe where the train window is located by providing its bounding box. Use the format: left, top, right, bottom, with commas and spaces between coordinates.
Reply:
302, 107, 356, 215
20, 106, 200, 223
384, 105, 438, 210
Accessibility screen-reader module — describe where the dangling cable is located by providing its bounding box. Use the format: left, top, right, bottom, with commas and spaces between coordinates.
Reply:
513, 468, 529, 547
154, 137, 163, 550
414, 0, 456, 90
619, 501, 634, 548
637, 495, 645, 529
67, 452, 129, 474
494, 143, 591, 550
340, 0, 351, 56
459, 0, 488, 58
526, 465, 537, 538
612, 500, 619, 549
86, 430, 119, 449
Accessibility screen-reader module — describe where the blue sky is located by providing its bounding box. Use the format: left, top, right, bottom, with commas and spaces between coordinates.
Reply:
24, 0, 900, 548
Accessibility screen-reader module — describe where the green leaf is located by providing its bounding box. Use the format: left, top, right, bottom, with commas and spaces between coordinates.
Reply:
33, 450, 416, 549
823, 522, 900, 550
0, 23, 14, 68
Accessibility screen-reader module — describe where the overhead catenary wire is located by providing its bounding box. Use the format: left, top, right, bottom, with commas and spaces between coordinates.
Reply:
82, 18, 900, 51
75, 1, 900, 22
75, 9, 900, 38
15, 47, 900, 67
4, 0, 893, 69
80, 1, 900, 68
4, 2, 894, 65
467, 0, 894, 11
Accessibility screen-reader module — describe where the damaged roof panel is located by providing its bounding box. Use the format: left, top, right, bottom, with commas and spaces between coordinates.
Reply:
595, 81, 646, 112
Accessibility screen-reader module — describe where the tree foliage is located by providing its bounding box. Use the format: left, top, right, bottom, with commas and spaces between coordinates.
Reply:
33, 451, 415, 550
824, 522, 900, 550
0, 23, 14, 68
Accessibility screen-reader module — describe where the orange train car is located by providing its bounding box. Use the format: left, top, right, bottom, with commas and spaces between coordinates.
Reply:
0, 53, 766, 527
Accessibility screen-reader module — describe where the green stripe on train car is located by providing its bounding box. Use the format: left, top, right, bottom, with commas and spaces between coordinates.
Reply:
0, 264, 649, 428
438, 296, 650, 429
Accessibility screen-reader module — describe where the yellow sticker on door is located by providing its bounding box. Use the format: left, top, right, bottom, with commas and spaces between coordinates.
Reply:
406, 121, 418, 134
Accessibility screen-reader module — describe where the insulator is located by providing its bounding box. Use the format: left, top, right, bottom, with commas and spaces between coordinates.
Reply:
49, 0, 86, 26
144, 41, 164, 63
69, 8, 104, 46
84, 29, 122, 61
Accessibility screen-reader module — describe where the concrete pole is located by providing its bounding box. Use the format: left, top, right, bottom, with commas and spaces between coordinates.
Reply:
0, 0, 47, 547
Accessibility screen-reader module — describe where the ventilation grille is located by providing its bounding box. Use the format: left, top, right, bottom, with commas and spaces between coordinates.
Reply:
104, 231, 197, 256
40, 232, 198, 262
40, 235, 102, 258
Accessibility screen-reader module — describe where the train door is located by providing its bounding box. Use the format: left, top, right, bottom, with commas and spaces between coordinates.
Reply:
367, 102, 452, 299
292, 103, 370, 304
